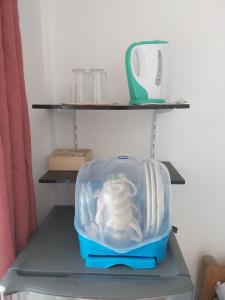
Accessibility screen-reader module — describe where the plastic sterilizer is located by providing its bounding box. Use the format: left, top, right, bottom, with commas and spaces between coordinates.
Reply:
74, 156, 172, 269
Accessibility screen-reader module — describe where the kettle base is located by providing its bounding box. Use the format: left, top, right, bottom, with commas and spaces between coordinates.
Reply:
129, 98, 166, 105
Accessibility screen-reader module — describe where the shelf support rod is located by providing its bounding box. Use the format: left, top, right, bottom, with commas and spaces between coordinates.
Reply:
56, 108, 78, 148
73, 110, 78, 149
151, 110, 157, 159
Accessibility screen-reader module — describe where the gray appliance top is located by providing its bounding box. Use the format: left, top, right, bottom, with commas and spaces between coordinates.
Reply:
1, 206, 193, 299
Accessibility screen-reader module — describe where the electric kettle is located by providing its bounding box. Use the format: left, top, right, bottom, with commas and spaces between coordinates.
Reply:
74, 156, 172, 269
126, 40, 168, 105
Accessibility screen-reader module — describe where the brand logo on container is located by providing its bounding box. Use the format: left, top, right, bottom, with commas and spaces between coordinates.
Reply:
118, 155, 128, 159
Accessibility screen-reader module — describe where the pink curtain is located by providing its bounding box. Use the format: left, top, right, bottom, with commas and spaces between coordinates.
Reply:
0, 0, 37, 277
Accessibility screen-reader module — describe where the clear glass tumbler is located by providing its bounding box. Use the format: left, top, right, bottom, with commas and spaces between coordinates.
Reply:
72, 69, 89, 103
89, 69, 108, 104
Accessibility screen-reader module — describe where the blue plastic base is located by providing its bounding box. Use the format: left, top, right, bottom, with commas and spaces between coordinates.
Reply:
77, 233, 169, 269
129, 98, 167, 105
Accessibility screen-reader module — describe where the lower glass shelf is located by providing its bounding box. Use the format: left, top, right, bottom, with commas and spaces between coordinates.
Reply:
38, 161, 185, 185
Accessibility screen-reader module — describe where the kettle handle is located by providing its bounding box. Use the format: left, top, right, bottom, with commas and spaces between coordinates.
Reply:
133, 46, 148, 79
125, 43, 148, 100
129, 45, 140, 80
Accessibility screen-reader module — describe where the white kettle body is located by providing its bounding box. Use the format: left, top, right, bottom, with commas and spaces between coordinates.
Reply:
126, 40, 168, 105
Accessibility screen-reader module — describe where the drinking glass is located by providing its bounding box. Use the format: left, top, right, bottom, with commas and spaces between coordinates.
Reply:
72, 69, 89, 103
89, 69, 108, 104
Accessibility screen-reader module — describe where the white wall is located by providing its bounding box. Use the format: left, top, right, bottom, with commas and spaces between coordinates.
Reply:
18, 0, 74, 223
19, 0, 225, 284
18, 0, 50, 223
156, 0, 225, 283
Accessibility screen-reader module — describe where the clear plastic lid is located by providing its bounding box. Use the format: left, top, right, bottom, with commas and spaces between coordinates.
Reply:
74, 156, 171, 253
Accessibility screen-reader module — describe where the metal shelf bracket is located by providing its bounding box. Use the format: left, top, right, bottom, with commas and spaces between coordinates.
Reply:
74, 110, 78, 149
151, 110, 157, 159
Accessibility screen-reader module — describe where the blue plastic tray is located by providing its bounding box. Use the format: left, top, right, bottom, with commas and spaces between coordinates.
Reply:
78, 233, 169, 269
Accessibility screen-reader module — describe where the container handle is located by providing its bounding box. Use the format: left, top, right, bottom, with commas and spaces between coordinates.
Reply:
86, 255, 157, 269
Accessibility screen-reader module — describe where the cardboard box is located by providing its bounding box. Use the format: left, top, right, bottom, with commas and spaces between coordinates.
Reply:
48, 149, 92, 171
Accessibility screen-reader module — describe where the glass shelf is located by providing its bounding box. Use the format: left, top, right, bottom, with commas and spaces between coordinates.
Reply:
32, 103, 190, 110
39, 161, 185, 184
